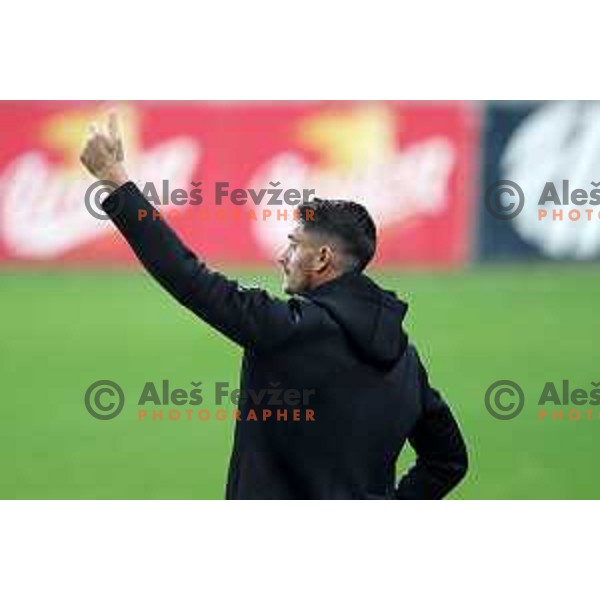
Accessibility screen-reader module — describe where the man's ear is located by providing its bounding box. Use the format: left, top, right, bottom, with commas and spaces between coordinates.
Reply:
315, 244, 335, 272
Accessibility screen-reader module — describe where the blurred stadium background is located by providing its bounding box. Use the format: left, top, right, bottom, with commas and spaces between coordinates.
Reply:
1, 100, 599, 499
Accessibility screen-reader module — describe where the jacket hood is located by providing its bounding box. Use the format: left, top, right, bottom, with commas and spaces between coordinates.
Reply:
302, 272, 408, 369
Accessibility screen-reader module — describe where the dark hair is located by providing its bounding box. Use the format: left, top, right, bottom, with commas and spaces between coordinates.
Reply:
298, 198, 377, 272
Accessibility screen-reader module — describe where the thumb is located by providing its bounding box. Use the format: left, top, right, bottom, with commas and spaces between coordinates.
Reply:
107, 112, 124, 161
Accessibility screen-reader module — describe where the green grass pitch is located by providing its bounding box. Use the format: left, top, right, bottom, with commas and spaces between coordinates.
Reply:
1, 265, 598, 499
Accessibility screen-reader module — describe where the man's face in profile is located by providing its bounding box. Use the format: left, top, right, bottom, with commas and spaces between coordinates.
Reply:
278, 225, 321, 295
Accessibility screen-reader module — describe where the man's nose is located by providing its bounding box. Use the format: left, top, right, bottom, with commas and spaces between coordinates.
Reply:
277, 247, 288, 265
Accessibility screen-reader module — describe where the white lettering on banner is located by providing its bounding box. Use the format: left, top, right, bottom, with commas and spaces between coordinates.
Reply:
0, 139, 200, 258
248, 139, 456, 257
502, 101, 600, 259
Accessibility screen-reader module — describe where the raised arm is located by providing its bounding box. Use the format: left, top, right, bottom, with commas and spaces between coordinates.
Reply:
79, 113, 294, 349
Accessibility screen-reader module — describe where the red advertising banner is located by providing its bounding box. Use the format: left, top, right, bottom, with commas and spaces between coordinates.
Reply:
0, 101, 478, 267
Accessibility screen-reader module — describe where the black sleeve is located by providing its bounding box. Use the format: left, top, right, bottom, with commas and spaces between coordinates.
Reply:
394, 361, 468, 500
101, 181, 295, 349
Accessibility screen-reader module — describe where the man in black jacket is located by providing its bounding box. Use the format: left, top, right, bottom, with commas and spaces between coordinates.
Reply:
80, 114, 468, 499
